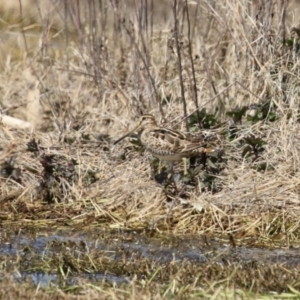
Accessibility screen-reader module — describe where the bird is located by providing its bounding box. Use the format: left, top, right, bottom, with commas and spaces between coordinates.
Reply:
114, 114, 215, 174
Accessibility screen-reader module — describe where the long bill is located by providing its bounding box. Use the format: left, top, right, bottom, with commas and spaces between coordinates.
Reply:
113, 125, 140, 145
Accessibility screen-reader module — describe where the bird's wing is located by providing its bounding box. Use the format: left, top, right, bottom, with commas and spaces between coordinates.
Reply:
144, 128, 210, 154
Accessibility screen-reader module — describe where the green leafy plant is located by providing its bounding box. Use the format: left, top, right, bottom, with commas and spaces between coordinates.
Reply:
242, 135, 266, 161
226, 106, 248, 124
188, 108, 219, 129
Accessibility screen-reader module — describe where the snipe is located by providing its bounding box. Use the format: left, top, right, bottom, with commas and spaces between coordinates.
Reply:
114, 114, 215, 174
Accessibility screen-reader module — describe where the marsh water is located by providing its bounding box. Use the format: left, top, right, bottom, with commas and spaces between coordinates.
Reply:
1, 229, 300, 287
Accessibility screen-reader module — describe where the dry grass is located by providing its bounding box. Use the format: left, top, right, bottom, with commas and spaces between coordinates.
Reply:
0, 0, 299, 236
0, 273, 289, 300
1, 0, 300, 297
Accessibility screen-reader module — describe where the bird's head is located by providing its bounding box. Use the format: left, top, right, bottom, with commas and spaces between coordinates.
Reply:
113, 114, 157, 145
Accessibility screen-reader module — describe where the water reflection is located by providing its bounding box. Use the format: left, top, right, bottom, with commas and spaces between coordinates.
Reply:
1, 229, 299, 287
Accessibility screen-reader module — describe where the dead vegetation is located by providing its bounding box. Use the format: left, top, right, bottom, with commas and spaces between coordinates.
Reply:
1, 0, 300, 297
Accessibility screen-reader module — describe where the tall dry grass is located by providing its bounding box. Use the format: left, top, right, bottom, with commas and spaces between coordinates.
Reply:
0, 0, 300, 239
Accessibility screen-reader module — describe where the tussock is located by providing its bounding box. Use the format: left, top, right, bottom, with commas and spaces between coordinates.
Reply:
1, 0, 300, 296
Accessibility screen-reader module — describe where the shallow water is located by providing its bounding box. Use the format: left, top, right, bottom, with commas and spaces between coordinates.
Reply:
1, 229, 299, 287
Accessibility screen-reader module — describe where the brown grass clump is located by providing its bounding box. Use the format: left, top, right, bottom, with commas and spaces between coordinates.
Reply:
1, 0, 300, 297
0, 0, 299, 238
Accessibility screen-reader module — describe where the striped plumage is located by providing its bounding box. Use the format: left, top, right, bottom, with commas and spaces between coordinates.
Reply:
114, 114, 215, 173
